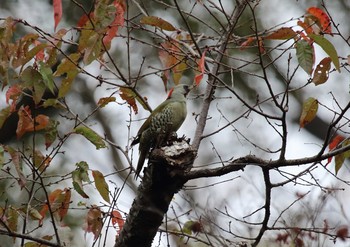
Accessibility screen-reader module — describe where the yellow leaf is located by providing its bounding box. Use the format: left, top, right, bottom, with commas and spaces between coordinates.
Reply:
299, 97, 318, 128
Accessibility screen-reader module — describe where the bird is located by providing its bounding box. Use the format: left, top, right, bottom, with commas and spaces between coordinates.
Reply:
131, 84, 191, 179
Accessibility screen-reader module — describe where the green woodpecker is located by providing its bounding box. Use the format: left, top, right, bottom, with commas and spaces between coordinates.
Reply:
131, 84, 190, 178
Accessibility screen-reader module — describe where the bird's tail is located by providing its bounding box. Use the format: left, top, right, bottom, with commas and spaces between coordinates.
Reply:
134, 150, 147, 179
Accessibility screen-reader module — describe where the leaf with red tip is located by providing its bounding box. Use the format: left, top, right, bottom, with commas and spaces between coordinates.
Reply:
120, 87, 139, 114
299, 97, 318, 128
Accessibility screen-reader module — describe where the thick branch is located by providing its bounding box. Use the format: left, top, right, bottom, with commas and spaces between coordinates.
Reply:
184, 143, 350, 180
115, 142, 195, 247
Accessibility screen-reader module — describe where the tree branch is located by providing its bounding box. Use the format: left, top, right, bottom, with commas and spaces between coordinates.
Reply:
192, 0, 249, 150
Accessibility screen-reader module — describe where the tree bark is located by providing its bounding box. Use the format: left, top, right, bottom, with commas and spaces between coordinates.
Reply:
115, 140, 195, 247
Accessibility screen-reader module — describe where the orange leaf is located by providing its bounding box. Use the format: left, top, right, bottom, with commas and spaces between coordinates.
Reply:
297, 20, 313, 36
40, 189, 62, 224
327, 135, 345, 165
307, 7, 332, 35
111, 210, 124, 234
312, 57, 331, 85
194, 50, 206, 85
264, 27, 297, 40
53, 0, 62, 31
103, 0, 125, 46
299, 97, 318, 128
16, 106, 49, 139
58, 188, 71, 221
240, 37, 255, 50
35, 115, 50, 130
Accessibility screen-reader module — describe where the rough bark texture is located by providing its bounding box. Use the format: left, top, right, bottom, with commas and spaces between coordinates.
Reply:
115, 140, 196, 247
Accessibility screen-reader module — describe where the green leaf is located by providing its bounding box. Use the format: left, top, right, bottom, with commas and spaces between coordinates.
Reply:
76, 161, 90, 182
44, 119, 59, 149
54, 53, 80, 98
0, 146, 4, 168
21, 66, 46, 105
92, 170, 110, 203
7, 206, 18, 233
0, 106, 11, 129
72, 161, 90, 199
83, 33, 102, 65
74, 126, 107, 149
39, 62, 55, 94
335, 153, 345, 175
140, 16, 176, 31
309, 34, 340, 72
296, 40, 314, 75
299, 97, 318, 128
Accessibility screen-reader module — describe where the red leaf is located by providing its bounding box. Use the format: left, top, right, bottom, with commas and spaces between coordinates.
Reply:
327, 135, 345, 165
103, 0, 125, 46
336, 226, 348, 241
307, 7, 332, 35
6, 85, 22, 112
111, 210, 124, 234
34, 40, 45, 61
53, 0, 62, 31
194, 50, 206, 85
77, 14, 92, 28
84, 206, 103, 240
